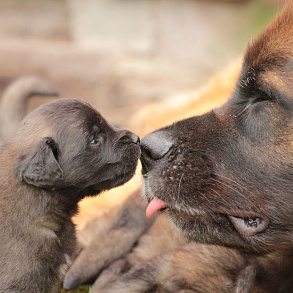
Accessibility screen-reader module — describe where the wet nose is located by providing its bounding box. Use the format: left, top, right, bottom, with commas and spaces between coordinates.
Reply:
140, 132, 174, 172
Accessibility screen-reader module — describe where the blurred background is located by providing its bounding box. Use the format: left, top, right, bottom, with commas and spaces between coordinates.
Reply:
0, 2, 283, 292
0, 0, 281, 129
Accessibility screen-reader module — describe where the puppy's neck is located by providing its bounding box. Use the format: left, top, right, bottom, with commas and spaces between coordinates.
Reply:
0, 164, 78, 238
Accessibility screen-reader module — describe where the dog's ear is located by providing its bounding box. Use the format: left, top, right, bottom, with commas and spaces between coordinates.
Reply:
15, 137, 63, 188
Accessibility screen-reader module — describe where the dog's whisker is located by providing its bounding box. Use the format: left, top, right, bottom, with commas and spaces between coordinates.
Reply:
207, 187, 240, 214
209, 178, 247, 199
197, 191, 221, 223
214, 173, 249, 192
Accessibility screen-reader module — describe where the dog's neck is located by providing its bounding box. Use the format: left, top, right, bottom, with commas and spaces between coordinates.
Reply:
246, 249, 293, 292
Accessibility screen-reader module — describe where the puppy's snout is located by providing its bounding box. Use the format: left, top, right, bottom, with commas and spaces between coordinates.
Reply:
119, 130, 140, 145
140, 132, 174, 173
129, 132, 140, 145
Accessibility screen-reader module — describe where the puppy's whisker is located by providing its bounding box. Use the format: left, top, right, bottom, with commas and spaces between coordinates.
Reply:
177, 173, 184, 199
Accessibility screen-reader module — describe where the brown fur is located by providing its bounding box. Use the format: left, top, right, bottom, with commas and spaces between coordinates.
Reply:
63, 192, 154, 289
137, 2, 293, 292
0, 99, 140, 292
65, 2, 293, 292
66, 52, 241, 290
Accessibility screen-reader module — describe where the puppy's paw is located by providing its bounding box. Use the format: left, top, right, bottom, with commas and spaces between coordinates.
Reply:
90, 245, 192, 293
89, 259, 130, 291
64, 192, 153, 290
91, 243, 244, 293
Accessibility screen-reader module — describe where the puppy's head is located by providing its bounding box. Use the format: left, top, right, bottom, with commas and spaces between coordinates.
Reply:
9, 99, 140, 198
141, 2, 293, 253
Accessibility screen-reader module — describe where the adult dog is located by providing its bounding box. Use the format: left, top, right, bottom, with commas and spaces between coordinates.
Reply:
0, 99, 140, 292
139, 1, 293, 292
65, 2, 293, 293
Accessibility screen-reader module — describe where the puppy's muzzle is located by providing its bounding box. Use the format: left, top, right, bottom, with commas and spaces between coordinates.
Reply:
140, 132, 174, 174
118, 130, 140, 145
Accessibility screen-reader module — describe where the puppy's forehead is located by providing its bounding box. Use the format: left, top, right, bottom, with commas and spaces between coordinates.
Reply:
17, 99, 102, 144
31, 99, 101, 127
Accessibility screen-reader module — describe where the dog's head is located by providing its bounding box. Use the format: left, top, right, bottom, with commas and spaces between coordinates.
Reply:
8, 99, 140, 198
141, 2, 293, 253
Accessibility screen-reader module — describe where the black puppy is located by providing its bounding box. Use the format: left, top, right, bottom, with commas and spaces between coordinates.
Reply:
0, 99, 140, 292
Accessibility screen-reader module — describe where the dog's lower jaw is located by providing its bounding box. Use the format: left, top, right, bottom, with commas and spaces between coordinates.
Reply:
163, 208, 274, 254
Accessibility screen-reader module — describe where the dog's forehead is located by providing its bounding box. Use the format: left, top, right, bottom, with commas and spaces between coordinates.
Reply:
245, 2, 293, 71
239, 2, 293, 100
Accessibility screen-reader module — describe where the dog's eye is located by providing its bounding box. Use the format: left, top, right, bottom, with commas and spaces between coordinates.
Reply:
254, 87, 276, 103
254, 91, 270, 103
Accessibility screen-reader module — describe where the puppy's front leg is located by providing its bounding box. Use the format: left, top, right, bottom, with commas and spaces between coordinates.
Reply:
89, 214, 186, 291
92, 243, 245, 293
235, 264, 256, 293
63, 191, 153, 290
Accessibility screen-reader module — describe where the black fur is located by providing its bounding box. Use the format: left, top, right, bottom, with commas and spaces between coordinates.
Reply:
0, 99, 140, 292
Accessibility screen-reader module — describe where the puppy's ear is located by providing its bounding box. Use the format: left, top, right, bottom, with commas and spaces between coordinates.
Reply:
15, 137, 63, 188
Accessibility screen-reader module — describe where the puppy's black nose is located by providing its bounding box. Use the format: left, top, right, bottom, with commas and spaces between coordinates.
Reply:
140, 132, 173, 173
119, 131, 140, 145
130, 133, 140, 145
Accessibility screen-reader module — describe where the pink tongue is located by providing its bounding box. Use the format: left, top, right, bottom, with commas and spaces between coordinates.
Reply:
146, 198, 167, 218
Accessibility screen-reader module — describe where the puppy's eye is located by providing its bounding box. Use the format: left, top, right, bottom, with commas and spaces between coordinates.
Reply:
90, 137, 100, 145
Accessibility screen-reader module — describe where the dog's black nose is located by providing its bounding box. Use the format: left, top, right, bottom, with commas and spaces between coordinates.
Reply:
140, 132, 173, 173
